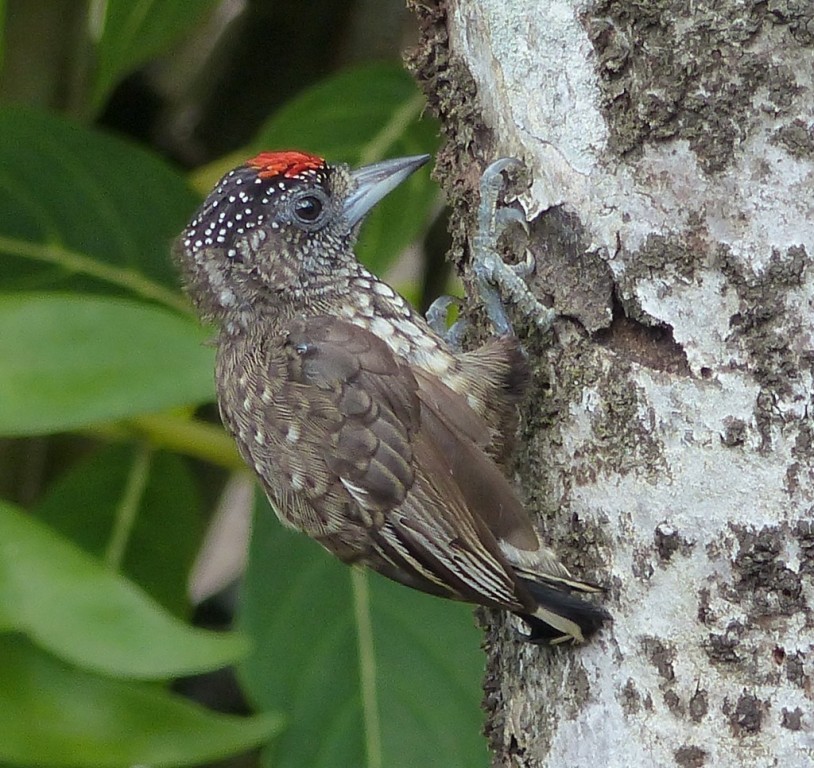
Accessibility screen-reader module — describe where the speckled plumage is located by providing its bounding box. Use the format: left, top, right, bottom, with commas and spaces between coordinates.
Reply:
174, 152, 608, 643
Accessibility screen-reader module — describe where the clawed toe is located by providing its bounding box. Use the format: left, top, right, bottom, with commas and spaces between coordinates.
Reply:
425, 294, 467, 350
481, 157, 525, 189
494, 204, 530, 237
512, 247, 536, 279
470, 158, 554, 336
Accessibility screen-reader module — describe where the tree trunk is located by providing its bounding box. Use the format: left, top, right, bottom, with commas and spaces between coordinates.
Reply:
407, 1, 814, 766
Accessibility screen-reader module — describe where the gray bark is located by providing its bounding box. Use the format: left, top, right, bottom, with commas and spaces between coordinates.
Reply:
408, 1, 814, 766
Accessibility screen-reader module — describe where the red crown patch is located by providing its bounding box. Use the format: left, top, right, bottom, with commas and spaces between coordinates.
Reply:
247, 151, 325, 179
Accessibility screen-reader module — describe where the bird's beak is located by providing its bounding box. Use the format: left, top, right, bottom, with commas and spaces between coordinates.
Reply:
344, 154, 430, 228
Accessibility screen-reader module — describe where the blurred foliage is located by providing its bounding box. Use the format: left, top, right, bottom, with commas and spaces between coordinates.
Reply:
0, 634, 281, 768
89, 0, 221, 114
240, 496, 488, 768
0, 2, 487, 768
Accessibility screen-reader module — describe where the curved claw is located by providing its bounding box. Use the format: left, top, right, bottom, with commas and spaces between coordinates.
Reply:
477, 158, 528, 242
424, 296, 461, 336
481, 157, 525, 188
426, 294, 461, 335
425, 294, 467, 350
512, 248, 536, 279
495, 204, 530, 236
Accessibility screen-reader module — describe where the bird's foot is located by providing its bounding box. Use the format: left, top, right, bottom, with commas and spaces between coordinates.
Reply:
425, 294, 467, 351
471, 158, 556, 336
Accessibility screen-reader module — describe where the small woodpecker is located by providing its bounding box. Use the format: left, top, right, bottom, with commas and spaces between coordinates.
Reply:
174, 150, 609, 643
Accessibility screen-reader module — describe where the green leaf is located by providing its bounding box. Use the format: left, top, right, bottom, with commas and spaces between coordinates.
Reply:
0, 0, 6, 75
197, 63, 441, 276
0, 635, 281, 768
34, 445, 203, 617
254, 64, 435, 165
0, 107, 196, 306
238, 497, 489, 768
91, 0, 219, 113
0, 294, 215, 436
0, 499, 247, 679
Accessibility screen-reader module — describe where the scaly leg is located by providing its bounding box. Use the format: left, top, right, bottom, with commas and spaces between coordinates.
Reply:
470, 158, 556, 336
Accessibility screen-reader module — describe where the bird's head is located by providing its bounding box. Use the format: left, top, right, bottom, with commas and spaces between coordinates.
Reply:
174, 151, 429, 324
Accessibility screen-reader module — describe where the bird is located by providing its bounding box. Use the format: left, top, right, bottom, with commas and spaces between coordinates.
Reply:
174, 149, 609, 643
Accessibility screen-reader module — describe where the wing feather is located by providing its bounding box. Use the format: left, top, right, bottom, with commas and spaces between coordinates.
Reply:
217, 313, 607, 642
279, 316, 532, 607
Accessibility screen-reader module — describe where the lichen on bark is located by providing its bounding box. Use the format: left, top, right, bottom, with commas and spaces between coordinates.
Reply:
584, 1, 811, 173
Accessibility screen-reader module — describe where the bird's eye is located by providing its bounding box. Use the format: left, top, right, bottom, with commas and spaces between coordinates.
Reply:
292, 194, 325, 226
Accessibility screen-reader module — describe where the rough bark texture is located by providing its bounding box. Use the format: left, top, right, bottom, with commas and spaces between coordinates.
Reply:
406, 1, 814, 766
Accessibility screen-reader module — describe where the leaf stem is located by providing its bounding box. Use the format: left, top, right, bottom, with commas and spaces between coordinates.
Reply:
105, 442, 151, 570
351, 568, 382, 768
0, 235, 193, 316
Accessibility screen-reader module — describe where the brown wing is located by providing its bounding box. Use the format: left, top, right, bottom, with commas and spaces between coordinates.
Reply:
279, 316, 530, 610
219, 314, 606, 640
412, 366, 541, 557
215, 314, 414, 550
284, 315, 418, 517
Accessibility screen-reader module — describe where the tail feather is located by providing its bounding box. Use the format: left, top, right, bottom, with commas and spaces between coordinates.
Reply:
514, 565, 605, 594
517, 578, 611, 644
